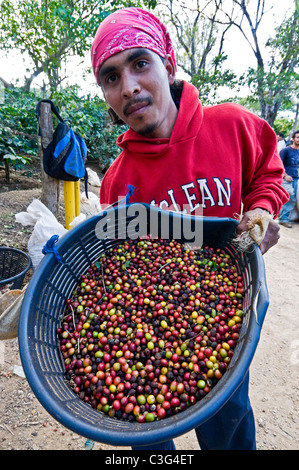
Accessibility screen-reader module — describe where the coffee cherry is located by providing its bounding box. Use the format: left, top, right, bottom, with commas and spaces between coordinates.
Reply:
57, 238, 245, 423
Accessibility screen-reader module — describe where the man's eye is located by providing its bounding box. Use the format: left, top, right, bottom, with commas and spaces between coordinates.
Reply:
136, 60, 147, 70
106, 73, 117, 84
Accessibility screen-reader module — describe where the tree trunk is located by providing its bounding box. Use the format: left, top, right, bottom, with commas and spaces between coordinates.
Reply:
37, 102, 60, 216
292, 102, 299, 133
4, 159, 10, 183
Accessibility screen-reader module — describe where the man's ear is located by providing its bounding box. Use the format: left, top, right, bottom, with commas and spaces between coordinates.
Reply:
164, 54, 176, 86
108, 107, 126, 126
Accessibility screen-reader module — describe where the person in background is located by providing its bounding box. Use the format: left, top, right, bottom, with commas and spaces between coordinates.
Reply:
90, 7, 289, 450
279, 130, 299, 228
277, 132, 286, 152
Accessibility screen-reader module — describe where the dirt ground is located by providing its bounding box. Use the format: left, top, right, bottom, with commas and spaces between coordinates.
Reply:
0, 166, 298, 451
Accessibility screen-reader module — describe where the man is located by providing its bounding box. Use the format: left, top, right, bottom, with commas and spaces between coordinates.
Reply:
277, 132, 286, 152
279, 130, 299, 228
90, 8, 289, 450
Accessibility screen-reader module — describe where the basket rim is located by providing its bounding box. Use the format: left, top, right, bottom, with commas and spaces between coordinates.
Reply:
0, 246, 32, 286
18, 208, 269, 445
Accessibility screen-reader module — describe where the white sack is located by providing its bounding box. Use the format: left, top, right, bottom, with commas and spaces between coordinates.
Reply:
15, 199, 67, 269
87, 168, 101, 187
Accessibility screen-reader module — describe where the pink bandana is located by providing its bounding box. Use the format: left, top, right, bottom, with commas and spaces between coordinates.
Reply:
91, 7, 176, 85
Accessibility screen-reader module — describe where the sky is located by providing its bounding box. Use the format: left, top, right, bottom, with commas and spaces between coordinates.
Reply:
0, 0, 295, 100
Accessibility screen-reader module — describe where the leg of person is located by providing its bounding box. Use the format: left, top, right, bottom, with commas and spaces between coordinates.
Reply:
194, 372, 256, 450
279, 181, 296, 225
132, 439, 176, 451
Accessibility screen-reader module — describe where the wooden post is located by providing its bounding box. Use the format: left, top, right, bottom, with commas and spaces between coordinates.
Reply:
38, 102, 60, 217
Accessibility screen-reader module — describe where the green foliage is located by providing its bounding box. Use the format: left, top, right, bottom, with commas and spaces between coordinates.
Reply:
0, 88, 38, 157
191, 54, 237, 105
0, 132, 32, 183
0, 0, 102, 88
273, 117, 294, 137
234, 95, 261, 115
3, 151, 31, 167
245, 64, 299, 112
0, 0, 157, 90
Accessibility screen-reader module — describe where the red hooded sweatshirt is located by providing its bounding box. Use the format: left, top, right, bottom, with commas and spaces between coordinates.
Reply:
100, 81, 288, 218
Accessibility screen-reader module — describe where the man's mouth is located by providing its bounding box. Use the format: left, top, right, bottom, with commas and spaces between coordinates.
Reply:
124, 98, 152, 117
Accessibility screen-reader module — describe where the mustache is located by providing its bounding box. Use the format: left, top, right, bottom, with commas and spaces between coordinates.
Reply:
123, 96, 153, 117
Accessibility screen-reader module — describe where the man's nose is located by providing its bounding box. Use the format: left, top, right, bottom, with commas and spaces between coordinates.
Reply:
121, 72, 140, 98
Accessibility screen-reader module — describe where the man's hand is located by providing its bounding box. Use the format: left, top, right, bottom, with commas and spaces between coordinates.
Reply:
258, 219, 280, 254
236, 208, 280, 255
284, 174, 293, 183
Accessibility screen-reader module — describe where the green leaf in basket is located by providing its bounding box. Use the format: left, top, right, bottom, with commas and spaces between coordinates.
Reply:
122, 260, 131, 270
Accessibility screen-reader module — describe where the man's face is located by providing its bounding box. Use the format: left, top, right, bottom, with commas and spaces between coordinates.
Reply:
99, 48, 178, 139
293, 133, 299, 147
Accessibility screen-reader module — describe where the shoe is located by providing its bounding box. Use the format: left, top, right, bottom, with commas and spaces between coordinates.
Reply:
279, 222, 293, 228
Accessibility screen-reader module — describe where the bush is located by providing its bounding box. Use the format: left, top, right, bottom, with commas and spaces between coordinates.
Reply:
0, 87, 39, 159
273, 117, 294, 139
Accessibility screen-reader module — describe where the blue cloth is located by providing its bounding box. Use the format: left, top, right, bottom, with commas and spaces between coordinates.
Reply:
132, 372, 256, 451
126, 184, 135, 203
118, 184, 135, 206
42, 235, 63, 263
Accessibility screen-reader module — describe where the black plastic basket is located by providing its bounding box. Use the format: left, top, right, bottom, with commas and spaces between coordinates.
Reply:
0, 247, 32, 290
18, 203, 269, 447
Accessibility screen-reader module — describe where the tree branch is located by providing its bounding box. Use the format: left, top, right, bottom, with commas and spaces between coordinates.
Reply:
0, 76, 14, 88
